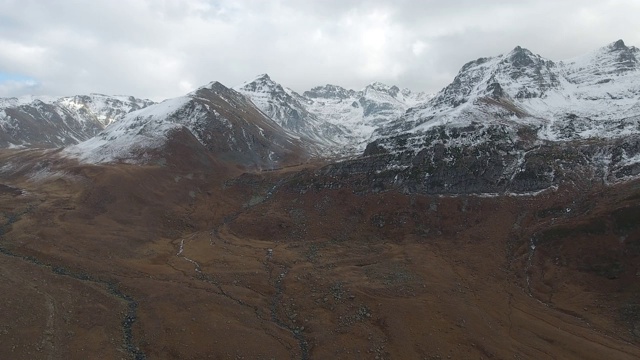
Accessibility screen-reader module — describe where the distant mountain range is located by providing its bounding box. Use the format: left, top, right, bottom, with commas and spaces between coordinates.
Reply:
2, 39, 640, 190
375, 39, 640, 141
341, 40, 640, 195
64, 81, 307, 169
235, 74, 431, 153
0, 94, 154, 148
3, 39, 640, 360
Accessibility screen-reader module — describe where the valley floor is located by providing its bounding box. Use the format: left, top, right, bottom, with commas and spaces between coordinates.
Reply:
0, 150, 639, 359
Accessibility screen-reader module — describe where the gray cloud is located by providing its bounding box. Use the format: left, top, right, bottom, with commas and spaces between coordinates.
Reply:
0, 0, 638, 100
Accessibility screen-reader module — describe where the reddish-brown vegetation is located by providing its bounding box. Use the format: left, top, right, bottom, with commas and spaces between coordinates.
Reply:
0, 148, 639, 359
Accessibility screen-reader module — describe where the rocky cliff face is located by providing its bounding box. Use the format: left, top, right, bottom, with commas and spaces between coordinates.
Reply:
376, 40, 640, 141
314, 40, 640, 195
299, 127, 640, 196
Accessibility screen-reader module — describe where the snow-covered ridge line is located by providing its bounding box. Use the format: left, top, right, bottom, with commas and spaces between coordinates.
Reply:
63, 81, 308, 168
377, 39, 640, 144
2, 39, 640, 169
0, 93, 155, 149
234, 74, 434, 154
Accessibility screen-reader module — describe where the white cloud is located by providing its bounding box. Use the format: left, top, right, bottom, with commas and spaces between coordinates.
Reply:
412, 41, 426, 56
0, 79, 40, 97
0, 39, 48, 73
0, 0, 638, 100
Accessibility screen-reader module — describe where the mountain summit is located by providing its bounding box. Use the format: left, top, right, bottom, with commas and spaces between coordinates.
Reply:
374, 39, 640, 142
65, 81, 307, 169
235, 75, 430, 154
326, 39, 640, 196
1, 39, 639, 180
234, 74, 347, 150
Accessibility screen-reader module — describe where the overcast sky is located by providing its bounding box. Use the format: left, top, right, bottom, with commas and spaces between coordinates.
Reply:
0, 0, 638, 101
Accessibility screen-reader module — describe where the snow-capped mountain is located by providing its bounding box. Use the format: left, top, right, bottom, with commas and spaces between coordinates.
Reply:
65, 81, 307, 169
377, 39, 640, 140
302, 84, 357, 100
304, 82, 431, 148
0, 75, 431, 155
327, 40, 640, 195
234, 74, 347, 149
236, 74, 432, 154
3, 39, 640, 195
55, 94, 155, 127
0, 94, 154, 148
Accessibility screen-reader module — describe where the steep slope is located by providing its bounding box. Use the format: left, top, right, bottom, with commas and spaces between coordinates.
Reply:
234, 74, 347, 149
323, 40, 640, 195
2, 40, 640, 360
3, 141, 640, 359
554, 39, 640, 135
0, 94, 154, 148
0, 99, 104, 148
304, 82, 431, 150
65, 81, 308, 170
377, 40, 640, 140
55, 94, 155, 127
236, 75, 432, 154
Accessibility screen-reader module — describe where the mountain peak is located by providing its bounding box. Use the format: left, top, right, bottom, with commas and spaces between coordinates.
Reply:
199, 80, 224, 88
243, 73, 276, 85
253, 73, 272, 82
365, 81, 392, 90
611, 39, 627, 51
303, 84, 355, 99
364, 82, 400, 97
235, 73, 285, 95
192, 81, 227, 95
67, 80, 307, 168
509, 45, 533, 55
507, 45, 538, 67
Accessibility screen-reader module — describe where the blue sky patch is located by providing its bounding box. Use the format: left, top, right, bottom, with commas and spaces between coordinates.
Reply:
0, 72, 36, 83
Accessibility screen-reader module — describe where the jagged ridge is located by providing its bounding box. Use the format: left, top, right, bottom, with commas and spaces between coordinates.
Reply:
65, 81, 308, 169
0, 94, 154, 148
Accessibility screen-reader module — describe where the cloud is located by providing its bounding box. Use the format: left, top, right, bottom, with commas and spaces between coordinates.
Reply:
0, 78, 40, 98
0, 0, 638, 100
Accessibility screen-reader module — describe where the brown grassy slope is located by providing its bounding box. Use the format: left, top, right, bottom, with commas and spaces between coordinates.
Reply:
0, 148, 638, 359
225, 178, 640, 359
